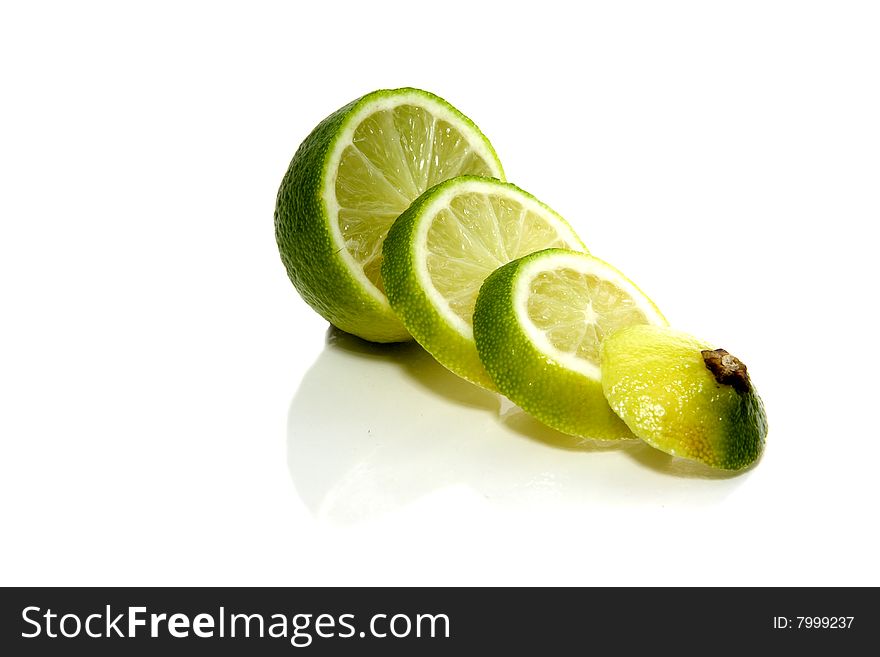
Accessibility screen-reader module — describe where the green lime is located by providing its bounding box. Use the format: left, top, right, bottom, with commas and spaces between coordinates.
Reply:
382, 177, 585, 388
473, 248, 667, 439
600, 325, 767, 470
275, 88, 503, 343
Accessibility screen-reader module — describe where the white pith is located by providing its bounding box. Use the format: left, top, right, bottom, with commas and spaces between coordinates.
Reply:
512, 252, 666, 380
412, 179, 584, 338
321, 91, 503, 308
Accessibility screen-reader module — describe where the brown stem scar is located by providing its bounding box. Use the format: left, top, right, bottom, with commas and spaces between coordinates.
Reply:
702, 348, 751, 393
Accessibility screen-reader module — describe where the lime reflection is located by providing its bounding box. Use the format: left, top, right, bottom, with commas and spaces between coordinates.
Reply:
287, 327, 748, 524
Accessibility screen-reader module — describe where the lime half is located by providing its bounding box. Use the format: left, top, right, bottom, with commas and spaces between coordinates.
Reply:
474, 248, 667, 440
275, 88, 504, 343
382, 177, 585, 389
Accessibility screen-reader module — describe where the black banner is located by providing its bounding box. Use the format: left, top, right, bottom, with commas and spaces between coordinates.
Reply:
1, 588, 874, 654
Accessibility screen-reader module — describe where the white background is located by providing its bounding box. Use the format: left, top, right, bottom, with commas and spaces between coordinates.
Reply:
2, 1, 878, 586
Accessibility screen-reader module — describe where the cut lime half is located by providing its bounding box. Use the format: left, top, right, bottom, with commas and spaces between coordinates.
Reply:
275, 88, 504, 342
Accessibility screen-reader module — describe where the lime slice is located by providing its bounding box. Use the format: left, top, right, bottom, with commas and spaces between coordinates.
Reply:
382, 177, 585, 389
473, 248, 667, 440
275, 88, 504, 343
601, 325, 767, 470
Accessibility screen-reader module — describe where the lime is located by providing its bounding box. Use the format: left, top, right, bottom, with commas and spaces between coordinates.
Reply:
600, 325, 767, 470
381, 177, 585, 388
473, 248, 667, 440
275, 88, 504, 343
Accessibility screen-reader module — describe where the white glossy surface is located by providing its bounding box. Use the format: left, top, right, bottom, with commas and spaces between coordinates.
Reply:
290, 328, 746, 527
1, 1, 879, 586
